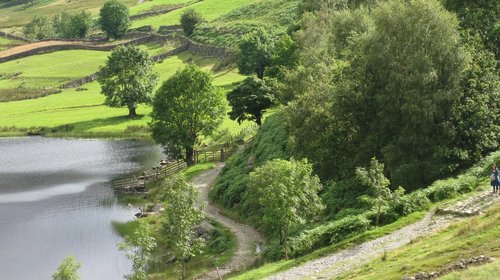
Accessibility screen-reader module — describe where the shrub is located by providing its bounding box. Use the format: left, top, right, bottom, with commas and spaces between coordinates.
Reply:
180, 9, 204, 36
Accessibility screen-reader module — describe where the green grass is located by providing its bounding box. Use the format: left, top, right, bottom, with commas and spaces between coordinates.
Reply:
0, 51, 246, 137
439, 260, 500, 280
130, 0, 192, 15
229, 211, 427, 280
0, 36, 23, 50
192, 0, 300, 48
334, 203, 500, 280
183, 162, 217, 180
0, 50, 110, 88
131, 0, 256, 29
0, 0, 136, 30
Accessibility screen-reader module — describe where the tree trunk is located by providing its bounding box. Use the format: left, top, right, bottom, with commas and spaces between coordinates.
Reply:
376, 206, 381, 226
182, 260, 186, 280
257, 69, 264, 79
255, 112, 262, 126
128, 105, 137, 118
186, 147, 194, 166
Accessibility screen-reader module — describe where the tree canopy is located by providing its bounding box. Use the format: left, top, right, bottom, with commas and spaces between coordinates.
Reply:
99, 0, 130, 39
98, 45, 158, 117
227, 77, 276, 126
237, 29, 274, 79
249, 158, 324, 259
118, 220, 156, 280
150, 64, 226, 166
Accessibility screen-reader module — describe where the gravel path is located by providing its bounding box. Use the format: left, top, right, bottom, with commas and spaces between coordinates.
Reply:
267, 190, 500, 280
192, 163, 264, 280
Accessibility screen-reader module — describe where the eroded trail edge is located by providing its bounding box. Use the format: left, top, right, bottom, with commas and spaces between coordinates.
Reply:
192, 162, 264, 280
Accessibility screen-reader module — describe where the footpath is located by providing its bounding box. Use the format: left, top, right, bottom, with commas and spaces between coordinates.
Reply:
266, 190, 499, 280
192, 163, 264, 280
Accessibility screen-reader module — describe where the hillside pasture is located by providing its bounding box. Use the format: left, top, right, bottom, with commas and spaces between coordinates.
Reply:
131, 0, 255, 29
130, 0, 193, 15
0, 51, 246, 137
0, 49, 110, 89
0, 0, 137, 29
0, 36, 23, 50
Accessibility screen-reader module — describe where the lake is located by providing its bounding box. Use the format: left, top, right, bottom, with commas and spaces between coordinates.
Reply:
0, 137, 162, 280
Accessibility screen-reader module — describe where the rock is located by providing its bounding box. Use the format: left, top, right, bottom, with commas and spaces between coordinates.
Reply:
415, 272, 429, 279
151, 203, 163, 212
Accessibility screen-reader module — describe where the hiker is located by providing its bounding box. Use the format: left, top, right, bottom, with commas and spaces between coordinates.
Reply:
491, 164, 499, 194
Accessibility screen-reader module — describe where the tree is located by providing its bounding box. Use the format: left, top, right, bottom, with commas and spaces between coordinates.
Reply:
69, 11, 93, 38
237, 29, 273, 79
52, 256, 81, 280
180, 9, 204, 36
98, 45, 158, 117
150, 64, 226, 166
163, 175, 205, 280
249, 158, 324, 259
227, 77, 275, 126
23, 15, 54, 40
53, 11, 92, 39
118, 220, 156, 280
99, 0, 130, 39
356, 158, 404, 226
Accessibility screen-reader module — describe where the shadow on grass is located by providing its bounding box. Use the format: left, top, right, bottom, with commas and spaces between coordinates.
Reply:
67, 114, 148, 133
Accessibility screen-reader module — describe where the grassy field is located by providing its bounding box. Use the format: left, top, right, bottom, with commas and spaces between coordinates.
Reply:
0, 36, 23, 50
129, 0, 193, 15
192, 0, 300, 47
0, 0, 137, 30
131, 0, 256, 29
0, 51, 246, 137
0, 49, 110, 88
334, 203, 500, 280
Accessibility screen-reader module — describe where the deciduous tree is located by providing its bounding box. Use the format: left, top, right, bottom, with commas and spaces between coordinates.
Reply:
249, 158, 324, 259
150, 64, 226, 166
356, 158, 404, 226
118, 220, 156, 280
227, 77, 275, 126
98, 45, 158, 117
237, 29, 273, 79
99, 0, 130, 39
163, 175, 205, 280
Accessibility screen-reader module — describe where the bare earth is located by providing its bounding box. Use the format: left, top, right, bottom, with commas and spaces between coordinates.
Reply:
267, 190, 499, 280
192, 163, 264, 280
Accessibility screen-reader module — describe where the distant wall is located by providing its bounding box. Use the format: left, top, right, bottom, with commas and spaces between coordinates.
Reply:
0, 31, 30, 42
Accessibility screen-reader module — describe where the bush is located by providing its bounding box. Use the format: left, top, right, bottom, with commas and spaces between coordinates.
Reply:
288, 214, 371, 257
207, 228, 231, 254
392, 190, 431, 216
180, 9, 204, 36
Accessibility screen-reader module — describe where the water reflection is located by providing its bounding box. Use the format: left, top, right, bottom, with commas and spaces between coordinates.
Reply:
0, 137, 161, 280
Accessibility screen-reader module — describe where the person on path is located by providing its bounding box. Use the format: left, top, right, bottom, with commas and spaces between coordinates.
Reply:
491, 164, 499, 194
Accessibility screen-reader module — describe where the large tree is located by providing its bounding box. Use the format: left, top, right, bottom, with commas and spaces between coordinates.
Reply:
237, 29, 273, 79
249, 158, 324, 259
163, 175, 205, 280
98, 45, 158, 117
99, 0, 130, 39
227, 77, 275, 126
150, 64, 226, 166
23, 15, 54, 40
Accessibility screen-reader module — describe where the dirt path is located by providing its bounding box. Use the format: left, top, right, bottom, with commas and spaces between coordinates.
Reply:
266, 190, 500, 280
192, 162, 264, 280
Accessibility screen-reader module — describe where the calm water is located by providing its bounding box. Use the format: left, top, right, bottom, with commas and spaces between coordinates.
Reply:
0, 137, 162, 280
